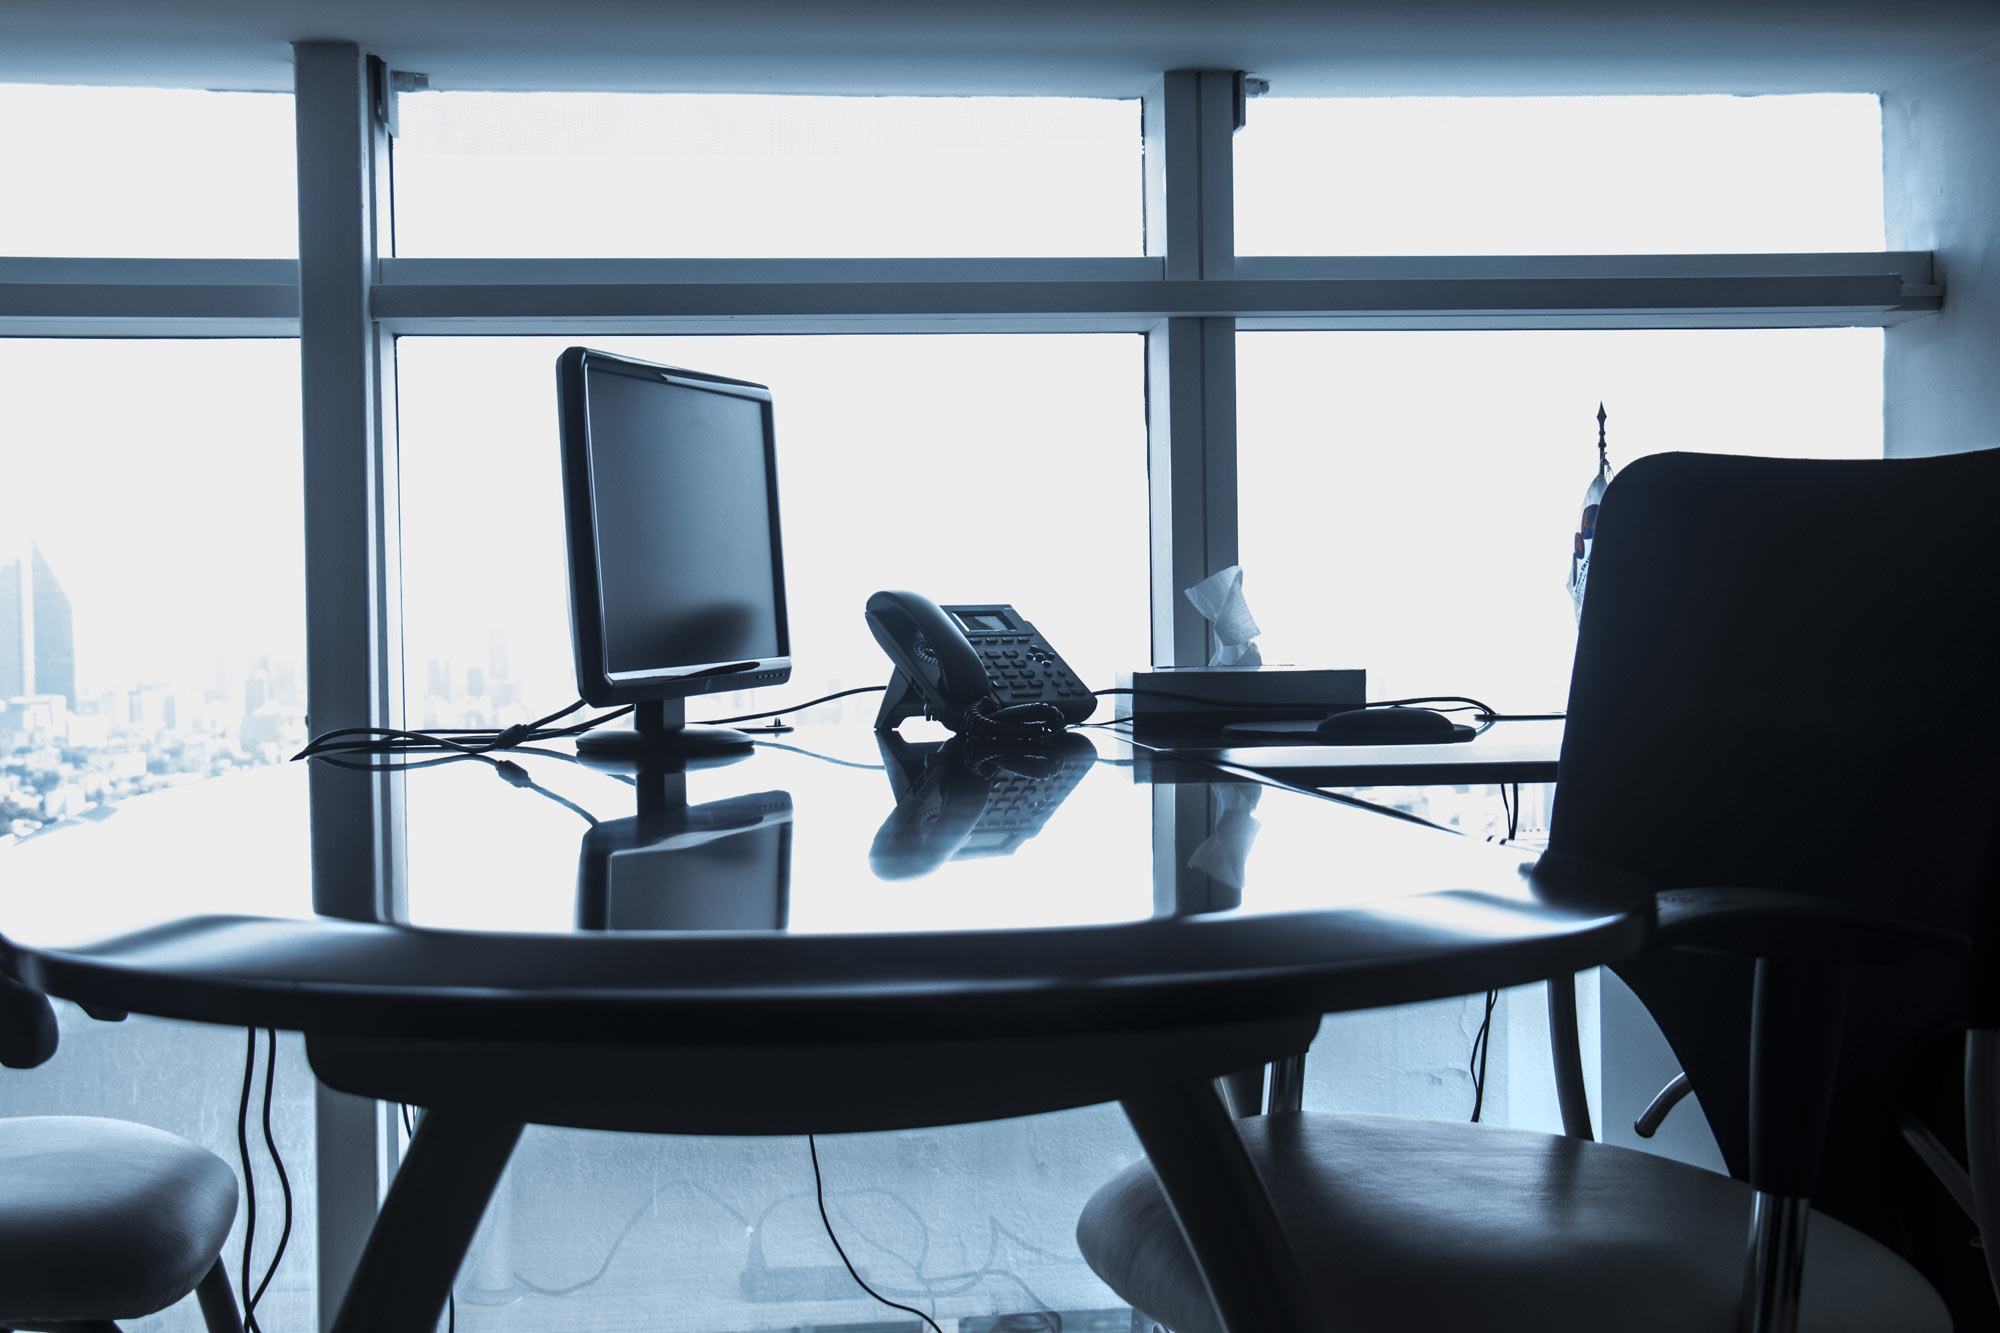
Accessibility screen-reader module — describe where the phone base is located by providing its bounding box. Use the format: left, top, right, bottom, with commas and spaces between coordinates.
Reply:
873, 669, 930, 732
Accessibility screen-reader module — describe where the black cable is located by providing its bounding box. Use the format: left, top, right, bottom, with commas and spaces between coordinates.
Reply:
295, 685, 893, 763
750, 740, 887, 771
1094, 688, 1501, 719
237, 1027, 261, 1333
544, 705, 634, 737
698, 684, 887, 725
809, 1135, 945, 1333
292, 700, 607, 762
249, 1028, 292, 1319
1469, 989, 1500, 1123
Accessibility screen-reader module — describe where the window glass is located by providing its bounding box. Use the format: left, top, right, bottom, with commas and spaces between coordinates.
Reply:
1236, 328, 1882, 712
1235, 94, 1884, 255
0, 85, 297, 258
394, 335, 1147, 730
391, 93, 1142, 257
449, 1113, 1141, 1330
0, 340, 305, 838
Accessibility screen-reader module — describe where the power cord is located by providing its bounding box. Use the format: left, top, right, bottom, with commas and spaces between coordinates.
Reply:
1468, 990, 1500, 1123
236, 1027, 291, 1332
292, 687, 890, 763
808, 1134, 945, 1333
292, 700, 602, 761
698, 684, 886, 728
1094, 688, 1509, 720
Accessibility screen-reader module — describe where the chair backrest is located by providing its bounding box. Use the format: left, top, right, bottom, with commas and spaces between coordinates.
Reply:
1549, 450, 2000, 1256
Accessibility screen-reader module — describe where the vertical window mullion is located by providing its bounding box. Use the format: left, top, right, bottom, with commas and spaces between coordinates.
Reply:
293, 40, 405, 1331
1144, 70, 1240, 666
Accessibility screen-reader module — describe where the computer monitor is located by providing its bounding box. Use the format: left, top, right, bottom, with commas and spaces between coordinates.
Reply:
557, 347, 792, 759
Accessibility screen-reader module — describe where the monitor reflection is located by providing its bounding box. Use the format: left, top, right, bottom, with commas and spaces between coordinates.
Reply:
575, 790, 793, 931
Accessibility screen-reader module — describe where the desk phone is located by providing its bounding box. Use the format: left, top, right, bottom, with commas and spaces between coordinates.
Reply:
865, 590, 1096, 738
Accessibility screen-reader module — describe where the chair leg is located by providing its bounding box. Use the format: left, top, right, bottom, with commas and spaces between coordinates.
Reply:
194, 1259, 245, 1333
1967, 1028, 2000, 1309
328, 1108, 523, 1333
1266, 1052, 1308, 1115
1120, 1080, 1321, 1333
1739, 1191, 1811, 1333
1217, 1066, 1265, 1118
1547, 972, 1595, 1140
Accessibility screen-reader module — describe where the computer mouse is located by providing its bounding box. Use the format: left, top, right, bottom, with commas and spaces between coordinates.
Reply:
1314, 706, 1465, 744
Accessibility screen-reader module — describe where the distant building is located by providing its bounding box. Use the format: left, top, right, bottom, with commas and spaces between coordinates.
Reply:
0, 543, 76, 708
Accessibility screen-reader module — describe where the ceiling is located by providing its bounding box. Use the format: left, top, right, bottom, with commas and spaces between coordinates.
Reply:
3, 0, 1999, 99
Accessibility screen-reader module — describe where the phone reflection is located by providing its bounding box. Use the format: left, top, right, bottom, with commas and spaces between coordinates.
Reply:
575, 770, 793, 931
869, 731, 1098, 880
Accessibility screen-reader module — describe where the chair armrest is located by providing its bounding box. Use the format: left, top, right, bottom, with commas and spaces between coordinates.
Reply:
0, 972, 59, 1070
1652, 886, 1970, 964
1646, 890, 1965, 1201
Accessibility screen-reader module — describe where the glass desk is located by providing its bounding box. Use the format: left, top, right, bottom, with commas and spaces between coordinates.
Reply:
0, 723, 1646, 1333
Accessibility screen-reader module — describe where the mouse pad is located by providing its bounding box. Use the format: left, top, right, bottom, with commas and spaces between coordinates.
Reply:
1218, 717, 1478, 744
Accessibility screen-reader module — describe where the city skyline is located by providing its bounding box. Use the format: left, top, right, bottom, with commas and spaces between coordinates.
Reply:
0, 540, 75, 707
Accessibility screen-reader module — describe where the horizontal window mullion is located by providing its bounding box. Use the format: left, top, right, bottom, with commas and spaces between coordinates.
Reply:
377, 256, 1165, 286
0, 258, 301, 333
372, 278, 1929, 329
2, 251, 1940, 334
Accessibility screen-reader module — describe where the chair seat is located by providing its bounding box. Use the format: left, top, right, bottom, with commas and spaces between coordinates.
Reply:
1077, 1112, 1950, 1333
0, 1116, 238, 1324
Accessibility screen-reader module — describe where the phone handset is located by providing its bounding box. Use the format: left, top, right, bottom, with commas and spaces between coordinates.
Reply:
863, 591, 1094, 739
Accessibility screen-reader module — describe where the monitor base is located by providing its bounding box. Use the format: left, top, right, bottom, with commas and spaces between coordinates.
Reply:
575, 723, 755, 760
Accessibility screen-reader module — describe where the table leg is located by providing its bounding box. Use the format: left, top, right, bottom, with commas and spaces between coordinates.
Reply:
329, 1109, 524, 1333
1120, 1081, 1322, 1333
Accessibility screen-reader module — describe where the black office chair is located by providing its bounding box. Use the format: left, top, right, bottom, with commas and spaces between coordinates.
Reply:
1077, 449, 2000, 1333
0, 975, 244, 1333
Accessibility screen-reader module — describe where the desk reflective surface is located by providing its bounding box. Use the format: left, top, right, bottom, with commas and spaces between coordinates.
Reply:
1, 725, 1636, 1056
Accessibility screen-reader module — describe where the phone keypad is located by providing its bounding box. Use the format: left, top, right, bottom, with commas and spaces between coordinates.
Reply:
974, 635, 1089, 705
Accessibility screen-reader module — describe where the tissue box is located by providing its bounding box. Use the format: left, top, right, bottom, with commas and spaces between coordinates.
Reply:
1116, 666, 1366, 735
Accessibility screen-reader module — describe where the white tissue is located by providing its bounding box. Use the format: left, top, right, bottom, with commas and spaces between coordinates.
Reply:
1187, 785, 1264, 891
1184, 565, 1263, 667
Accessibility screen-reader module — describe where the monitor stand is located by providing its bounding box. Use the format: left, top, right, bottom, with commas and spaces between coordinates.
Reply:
574, 699, 755, 760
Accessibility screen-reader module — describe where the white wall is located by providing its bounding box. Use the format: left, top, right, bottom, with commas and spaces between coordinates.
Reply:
1884, 40, 2000, 458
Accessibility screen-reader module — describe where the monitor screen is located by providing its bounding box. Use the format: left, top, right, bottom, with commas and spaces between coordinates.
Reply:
558, 348, 791, 751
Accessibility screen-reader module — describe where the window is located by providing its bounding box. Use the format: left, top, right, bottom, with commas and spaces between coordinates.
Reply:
0, 85, 297, 258
394, 334, 1148, 730
392, 92, 1143, 258
0, 339, 306, 838
1235, 94, 1884, 256
1237, 328, 1883, 709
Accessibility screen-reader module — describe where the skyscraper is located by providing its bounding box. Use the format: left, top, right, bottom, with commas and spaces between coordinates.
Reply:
0, 548, 24, 700
0, 543, 76, 707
